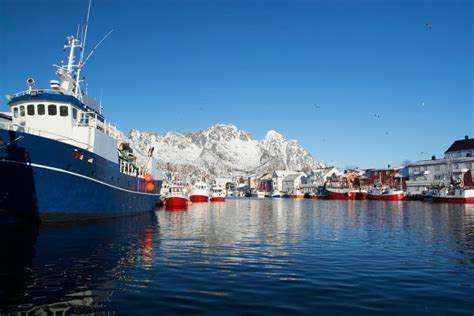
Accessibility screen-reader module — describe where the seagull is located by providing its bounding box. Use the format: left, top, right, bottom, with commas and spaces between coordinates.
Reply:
426, 23, 432, 30
385, 131, 389, 136
315, 104, 320, 109
374, 113, 381, 118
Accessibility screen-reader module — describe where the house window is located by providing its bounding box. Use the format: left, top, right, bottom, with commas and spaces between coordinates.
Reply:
20, 105, 25, 117
38, 104, 45, 115
13, 107, 18, 118
48, 104, 57, 116
27, 104, 35, 115
59, 106, 68, 117
386, 171, 390, 176
435, 165, 440, 171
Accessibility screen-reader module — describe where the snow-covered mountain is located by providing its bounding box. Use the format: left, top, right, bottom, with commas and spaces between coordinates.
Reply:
128, 124, 324, 178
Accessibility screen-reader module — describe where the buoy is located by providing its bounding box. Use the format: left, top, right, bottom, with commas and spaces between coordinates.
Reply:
146, 182, 155, 192
145, 174, 153, 183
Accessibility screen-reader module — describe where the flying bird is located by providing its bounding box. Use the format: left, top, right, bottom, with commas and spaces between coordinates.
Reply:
385, 131, 389, 136
374, 114, 381, 118
425, 23, 432, 30
315, 104, 320, 109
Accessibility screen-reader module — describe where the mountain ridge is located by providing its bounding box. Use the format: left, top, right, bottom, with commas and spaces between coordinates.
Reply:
128, 124, 324, 178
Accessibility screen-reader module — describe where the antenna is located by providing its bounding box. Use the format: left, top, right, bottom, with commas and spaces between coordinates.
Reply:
82, 29, 114, 67
79, 0, 92, 66
99, 88, 103, 114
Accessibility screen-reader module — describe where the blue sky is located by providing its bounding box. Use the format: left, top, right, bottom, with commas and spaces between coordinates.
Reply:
1, 0, 472, 168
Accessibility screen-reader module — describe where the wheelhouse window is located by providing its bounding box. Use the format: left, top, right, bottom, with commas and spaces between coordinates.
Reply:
38, 104, 45, 115
20, 105, 25, 117
59, 106, 69, 117
48, 104, 57, 116
13, 107, 18, 118
73, 108, 78, 120
27, 104, 35, 116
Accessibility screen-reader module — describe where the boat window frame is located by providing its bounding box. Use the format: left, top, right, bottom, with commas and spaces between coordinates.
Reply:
13, 107, 19, 118
37, 104, 45, 115
27, 104, 35, 116
19, 105, 25, 117
73, 108, 78, 120
48, 104, 57, 116
59, 105, 69, 117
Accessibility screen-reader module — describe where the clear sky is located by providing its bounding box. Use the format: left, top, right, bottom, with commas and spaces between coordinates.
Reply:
1, 0, 472, 168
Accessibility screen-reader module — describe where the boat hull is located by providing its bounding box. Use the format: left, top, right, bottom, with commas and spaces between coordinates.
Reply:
432, 196, 474, 204
0, 129, 161, 221
190, 195, 209, 203
326, 189, 355, 200
211, 197, 225, 202
288, 195, 304, 199
355, 191, 367, 200
164, 197, 189, 208
368, 192, 405, 201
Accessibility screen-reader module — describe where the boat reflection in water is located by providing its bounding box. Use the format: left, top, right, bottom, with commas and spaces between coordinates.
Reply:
0, 212, 158, 315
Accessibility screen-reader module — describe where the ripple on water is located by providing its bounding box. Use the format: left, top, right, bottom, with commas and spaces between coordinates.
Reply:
1, 202, 473, 314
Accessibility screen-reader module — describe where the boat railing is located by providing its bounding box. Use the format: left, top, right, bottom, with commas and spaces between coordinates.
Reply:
11, 89, 60, 98
0, 122, 92, 149
74, 112, 121, 140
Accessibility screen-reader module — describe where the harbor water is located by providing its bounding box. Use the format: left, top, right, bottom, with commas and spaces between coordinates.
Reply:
1, 199, 473, 315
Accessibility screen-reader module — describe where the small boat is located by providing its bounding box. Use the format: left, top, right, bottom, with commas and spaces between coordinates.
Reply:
432, 169, 474, 204
355, 190, 368, 200
432, 187, 474, 204
164, 183, 190, 209
210, 185, 226, 202
256, 191, 266, 198
271, 190, 282, 198
190, 181, 210, 203
367, 187, 405, 201
288, 188, 304, 199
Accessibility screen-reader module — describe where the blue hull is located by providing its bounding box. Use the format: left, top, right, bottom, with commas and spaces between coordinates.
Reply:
0, 128, 162, 221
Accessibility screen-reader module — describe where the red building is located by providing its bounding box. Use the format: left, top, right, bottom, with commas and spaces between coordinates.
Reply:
367, 167, 408, 189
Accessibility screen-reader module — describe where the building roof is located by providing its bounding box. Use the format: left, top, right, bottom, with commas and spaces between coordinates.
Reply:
445, 137, 474, 153
273, 170, 298, 178
283, 174, 303, 181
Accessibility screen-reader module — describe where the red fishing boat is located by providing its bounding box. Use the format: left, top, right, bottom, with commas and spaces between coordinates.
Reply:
210, 185, 226, 202
432, 170, 474, 204
164, 183, 190, 209
190, 181, 210, 203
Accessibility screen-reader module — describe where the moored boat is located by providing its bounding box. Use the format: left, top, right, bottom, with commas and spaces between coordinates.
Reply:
432, 169, 474, 204
432, 188, 474, 204
164, 183, 190, 209
210, 185, 226, 202
367, 187, 405, 201
0, 5, 162, 221
190, 181, 210, 203
271, 190, 282, 198
326, 188, 356, 200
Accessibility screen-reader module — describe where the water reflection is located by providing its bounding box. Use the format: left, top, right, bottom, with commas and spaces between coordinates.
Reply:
0, 212, 158, 314
1, 201, 473, 315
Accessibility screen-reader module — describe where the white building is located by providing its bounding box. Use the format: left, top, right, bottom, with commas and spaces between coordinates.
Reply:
272, 170, 299, 192
282, 173, 305, 195
406, 136, 474, 195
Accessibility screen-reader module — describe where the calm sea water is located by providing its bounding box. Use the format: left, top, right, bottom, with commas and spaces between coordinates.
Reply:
1, 199, 473, 315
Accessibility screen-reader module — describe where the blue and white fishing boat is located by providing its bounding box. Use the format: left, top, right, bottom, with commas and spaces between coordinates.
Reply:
0, 2, 162, 221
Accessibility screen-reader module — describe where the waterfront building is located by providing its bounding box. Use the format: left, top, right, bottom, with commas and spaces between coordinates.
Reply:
406, 136, 474, 195
366, 166, 408, 189
282, 173, 305, 196
272, 170, 299, 192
